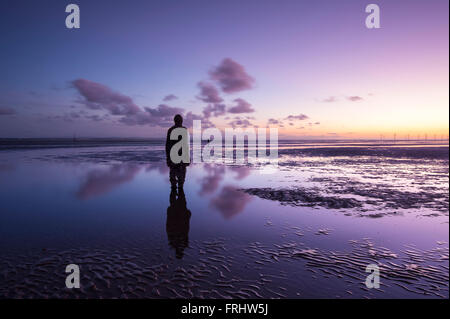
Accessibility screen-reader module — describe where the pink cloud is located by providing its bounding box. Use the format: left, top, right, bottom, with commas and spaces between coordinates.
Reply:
72, 78, 210, 128
196, 82, 223, 103
267, 118, 282, 126
228, 117, 254, 128
210, 58, 255, 93
284, 114, 309, 121
228, 98, 254, 114
72, 79, 141, 115
145, 104, 184, 117
347, 96, 364, 102
322, 96, 338, 103
202, 103, 226, 118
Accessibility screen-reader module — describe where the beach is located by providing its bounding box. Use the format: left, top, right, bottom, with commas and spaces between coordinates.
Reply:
0, 140, 448, 298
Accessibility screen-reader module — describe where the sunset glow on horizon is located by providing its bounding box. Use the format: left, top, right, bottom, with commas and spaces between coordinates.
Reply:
0, 0, 448, 139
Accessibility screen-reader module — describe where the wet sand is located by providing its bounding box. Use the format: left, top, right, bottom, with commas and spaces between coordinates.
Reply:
0, 141, 448, 298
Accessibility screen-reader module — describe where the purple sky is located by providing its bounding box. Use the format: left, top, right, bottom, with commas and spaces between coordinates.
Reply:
0, 0, 448, 138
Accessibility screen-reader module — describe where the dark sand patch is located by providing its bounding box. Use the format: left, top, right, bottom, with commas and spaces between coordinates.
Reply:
241, 184, 448, 217
241, 187, 363, 210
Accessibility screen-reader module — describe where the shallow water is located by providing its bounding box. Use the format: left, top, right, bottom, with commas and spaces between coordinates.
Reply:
0, 141, 448, 298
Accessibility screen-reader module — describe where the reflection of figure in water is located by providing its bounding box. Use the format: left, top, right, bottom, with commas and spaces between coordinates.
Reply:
166, 188, 191, 259
165, 114, 190, 190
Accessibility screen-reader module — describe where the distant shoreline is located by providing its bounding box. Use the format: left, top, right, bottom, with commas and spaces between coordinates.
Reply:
0, 138, 448, 153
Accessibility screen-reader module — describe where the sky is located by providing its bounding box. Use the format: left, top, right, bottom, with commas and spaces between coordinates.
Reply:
0, 0, 448, 139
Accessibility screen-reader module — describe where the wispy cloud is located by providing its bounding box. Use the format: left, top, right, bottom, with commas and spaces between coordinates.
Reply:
320, 95, 365, 103
0, 107, 16, 115
163, 94, 178, 101
346, 96, 364, 102
267, 118, 282, 126
285, 114, 309, 121
145, 104, 184, 117
228, 117, 254, 128
119, 104, 183, 126
322, 96, 338, 103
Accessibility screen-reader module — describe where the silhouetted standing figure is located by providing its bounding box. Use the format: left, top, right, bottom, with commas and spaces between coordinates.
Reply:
165, 114, 189, 190
166, 188, 191, 259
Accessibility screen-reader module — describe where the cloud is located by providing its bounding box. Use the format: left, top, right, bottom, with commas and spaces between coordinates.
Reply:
145, 104, 184, 117
28, 91, 43, 98
85, 114, 104, 122
118, 104, 184, 126
267, 115, 312, 128
183, 111, 214, 128
210, 58, 255, 93
53, 110, 106, 123
46, 110, 105, 124
46, 111, 86, 123
72, 79, 141, 115
69, 111, 82, 119
321, 95, 365, 103
163, 94, 178, 101
71, 78, 210, 128
284, 114, 309, 121
120, 105, 208, 128
0, 107, 16, 115
203, 103, 226, 118
228, 98, 254, 114
228, 117, 254, 128
267, 118, 282, 126
322, 96, 338, 103
196, 82, 223, 103
347, 96, 363, 102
